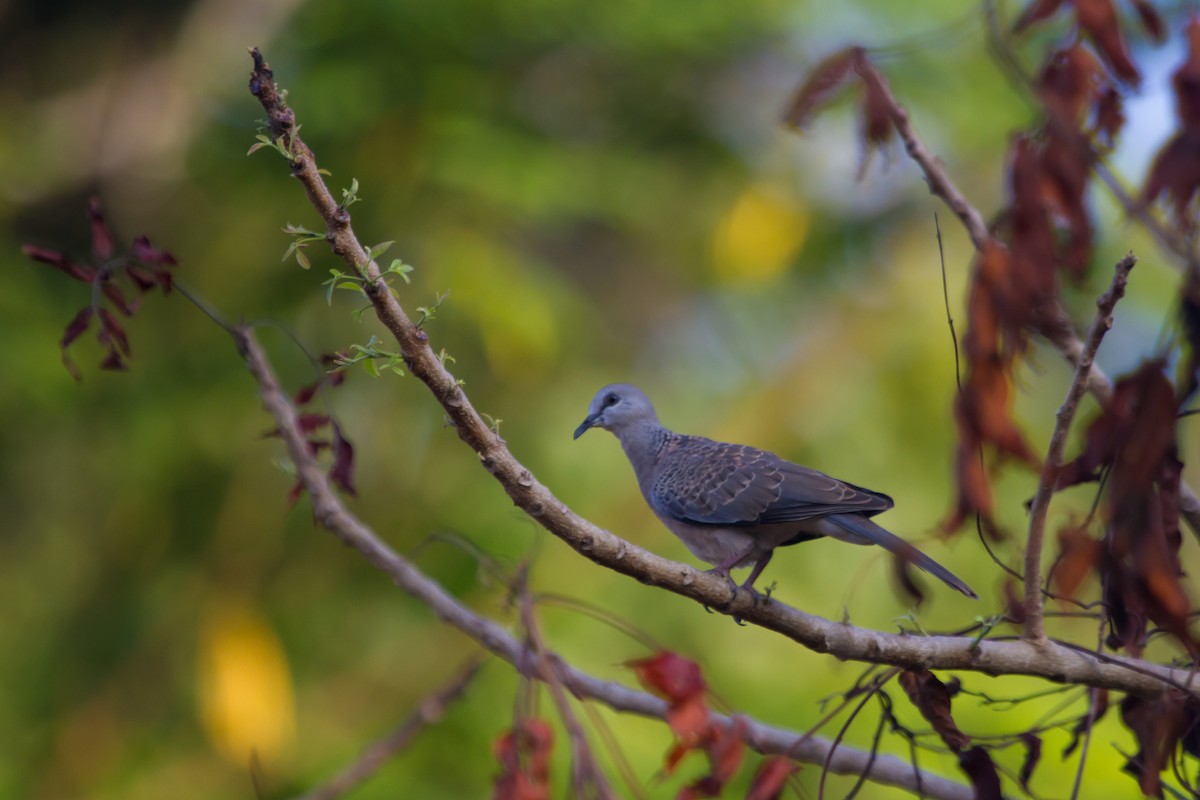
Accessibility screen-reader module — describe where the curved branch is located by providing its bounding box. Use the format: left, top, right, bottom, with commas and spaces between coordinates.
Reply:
245, 49, 1199, 702
234, 324, 972, 800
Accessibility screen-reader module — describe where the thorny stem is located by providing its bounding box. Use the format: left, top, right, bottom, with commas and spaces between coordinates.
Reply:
1024, 254, 1137, 641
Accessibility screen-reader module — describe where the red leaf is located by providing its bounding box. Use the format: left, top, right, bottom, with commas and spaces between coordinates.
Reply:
1064, 689, 1108, 756
1013, 0, 1067, 32
60, 307, 94, 350
100, 348, 127, 371
1120, 694, 1188, 796
745, 757, 796, 800
860, 67, 894, 146
782, 47, 863, 129
1050, 527, 1102, 598
125, 264, 159, 291
294, 380, 321, 405
957, 747, 1002, 800
1019, 732, 1042, 791
1142, 132, 1200, 225
900, 669, 970, 751
492, 719, 553, 800
130, 234, 178, 266
1076, 0, 1140, 85
102, 281, 134, 316
629, 651, 707, 710
296, 413, 331, 434
98, 308, 131, 357
1094, 85, 1125, 146
629, 651, 713, 774
1003, 579, 1027, 623
1176, 17, 1200, 129
22, 244, 97, 282
88, 197, 114, 260
330, 423, 357, 496
1131, 0, 1164, 41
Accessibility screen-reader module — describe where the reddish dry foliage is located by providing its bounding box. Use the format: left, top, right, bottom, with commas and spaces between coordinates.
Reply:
1120, 693, 1200, 797
22, 199, 177, 377
628, 652, 752, 797
1015, 0, 1158, 85
492, 719, 554, 800
1064, 689, 1109, 757
265, 370, 355, 505
1180, 269, 1200, 400
782, 47, 862, 129
1019, 732, 1043, 792
745, 757, 797, 800
1003, 578, 1028, 623
1050, 526, 1104, 599
783, 47, 895, 163
1144, 17, 1200, 228
946, 244, 1042, 533
956, 746, 1003, 800
899, 669, 971, 751
1055, 362, 1196, 656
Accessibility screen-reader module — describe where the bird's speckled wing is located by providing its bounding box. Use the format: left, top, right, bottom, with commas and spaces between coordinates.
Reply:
648, 436, 893, 527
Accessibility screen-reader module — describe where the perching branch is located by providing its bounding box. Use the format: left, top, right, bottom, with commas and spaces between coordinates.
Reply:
245, 48, 1197, 701
233, 324, 973, 800
1023, 253, 1137, 641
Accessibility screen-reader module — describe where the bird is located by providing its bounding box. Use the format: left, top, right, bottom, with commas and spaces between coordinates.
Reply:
574, 383, 977, 599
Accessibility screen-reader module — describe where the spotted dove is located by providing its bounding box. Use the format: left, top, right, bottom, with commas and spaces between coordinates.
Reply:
574, 383, 976, 599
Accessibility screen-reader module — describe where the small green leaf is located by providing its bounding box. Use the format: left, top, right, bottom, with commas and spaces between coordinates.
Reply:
364, 359, 380, 377
387, 259, 414, 284
367, 241, 394, 261
296, 249, 311, 269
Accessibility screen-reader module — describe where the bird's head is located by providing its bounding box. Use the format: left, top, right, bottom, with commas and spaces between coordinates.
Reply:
573, 383, 658, 440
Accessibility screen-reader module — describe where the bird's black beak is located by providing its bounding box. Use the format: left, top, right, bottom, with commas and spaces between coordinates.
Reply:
573, 413, 600, 440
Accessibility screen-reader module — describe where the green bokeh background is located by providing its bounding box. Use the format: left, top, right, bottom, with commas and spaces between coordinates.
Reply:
2, 0, 1196, 797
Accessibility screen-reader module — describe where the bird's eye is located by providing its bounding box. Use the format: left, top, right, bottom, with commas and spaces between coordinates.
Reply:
604, 393, 619, 406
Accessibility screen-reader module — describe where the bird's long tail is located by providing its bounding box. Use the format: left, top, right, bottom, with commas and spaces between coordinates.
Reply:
827, 515, 978, 599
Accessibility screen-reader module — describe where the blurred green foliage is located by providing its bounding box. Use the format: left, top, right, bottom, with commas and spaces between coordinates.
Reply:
0, 0, 1195, 798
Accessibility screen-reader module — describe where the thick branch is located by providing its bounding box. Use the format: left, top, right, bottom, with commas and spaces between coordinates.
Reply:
234, 324, 972, 799
1024, 254, 1136, 641
245, 48, 1196, 701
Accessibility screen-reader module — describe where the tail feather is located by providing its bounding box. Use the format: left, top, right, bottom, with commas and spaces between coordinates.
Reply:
828, 515, 978, 599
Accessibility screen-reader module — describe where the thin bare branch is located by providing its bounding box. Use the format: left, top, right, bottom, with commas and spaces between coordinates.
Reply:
518, 573, 615, 799
858, 61, 991, 251
1024, 253, 1136, 641
293, 657, 485, 800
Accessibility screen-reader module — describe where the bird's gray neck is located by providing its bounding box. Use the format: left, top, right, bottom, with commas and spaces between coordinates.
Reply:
615, 420, 675, 485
